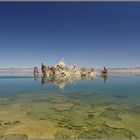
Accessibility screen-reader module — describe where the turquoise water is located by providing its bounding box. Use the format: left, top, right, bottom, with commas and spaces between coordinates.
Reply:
0, 72, 140, 139
0, 73, 139, 97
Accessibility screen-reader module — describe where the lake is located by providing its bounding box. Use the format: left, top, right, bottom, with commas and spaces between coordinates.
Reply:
0, 72, 140, 139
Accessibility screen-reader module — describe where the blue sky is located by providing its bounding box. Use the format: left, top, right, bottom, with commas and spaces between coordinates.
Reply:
0, 2, 140, 68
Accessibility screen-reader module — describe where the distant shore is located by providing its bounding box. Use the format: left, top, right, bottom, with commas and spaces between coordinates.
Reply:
0, 68, 33, 73
107, 67, 140, 74
0, 67, 140, 74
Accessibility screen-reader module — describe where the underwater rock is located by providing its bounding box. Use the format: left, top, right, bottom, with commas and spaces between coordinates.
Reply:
50, 97, 68, 103
31, 102, 53, 112
79, 129, 104, 139
81, 95, 108, 106
27, 102, 55, 120
54, 129, 73, 139
54, 103, 74, 111
105, 120, 125, 129
0, 103, 32, 123
0, 97, 16, 105
4, 120, 59, 139
88, 113, 94, 119
113, 95, 128, 99
0, 121, 20, 126
47, 113, 68, 121
105, 113, 140, 138
1, 134, 28, 139
106, 125, 136, 139
101, 110, 120, 121
119, 113, 140, 138
88, 106, 106, 118
70, 105, 88, 127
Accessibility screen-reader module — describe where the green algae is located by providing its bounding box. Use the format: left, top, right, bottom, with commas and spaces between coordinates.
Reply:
0, 92, 140, 139
0, 134, 28, 139
119, 113, 140, 138
4, 120, 59, 139
69, 105, 89, 127
54, 102, 74, 111
101, 109, 121, 121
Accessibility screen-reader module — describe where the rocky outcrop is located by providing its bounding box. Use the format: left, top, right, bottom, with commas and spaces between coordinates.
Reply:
41, 63, 47, 75
34, 66, 39, 74
101, 67, 108, 75
58, 58, 65, 67
34, 58, 97, 78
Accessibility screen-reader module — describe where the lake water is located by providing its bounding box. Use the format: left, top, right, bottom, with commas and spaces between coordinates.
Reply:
0, 72, 140, 139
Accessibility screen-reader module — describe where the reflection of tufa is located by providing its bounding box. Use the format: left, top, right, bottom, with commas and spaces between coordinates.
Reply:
41, 74, 98, 90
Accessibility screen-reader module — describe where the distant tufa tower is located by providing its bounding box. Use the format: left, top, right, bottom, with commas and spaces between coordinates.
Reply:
58, 58, 66, 67
41, 63, 47, 75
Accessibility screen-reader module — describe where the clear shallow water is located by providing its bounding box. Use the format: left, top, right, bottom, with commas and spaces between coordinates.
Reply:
0, 72, 140, 139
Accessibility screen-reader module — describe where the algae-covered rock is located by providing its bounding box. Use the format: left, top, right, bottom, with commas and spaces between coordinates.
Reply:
79, 128, 107, 139
88, 106, 106, 118
0, 97, 16, 105
0, 103, 32, 122
119, 113, 140, 138
105, 120, 125, 129
4, 120, 59, 139
27, 102, 55, 120
48, 94, 68, 103
54, 102, 74, 111
54, 129, 77, 139
70, 105, 88, 127
47, 113, 69, 121
101, 110, 120, 121
106, 125, 136, 139
105, 113, 140, 138
31, 102, 53, 111
1, 134, 28, 139
50, 98, 67, 103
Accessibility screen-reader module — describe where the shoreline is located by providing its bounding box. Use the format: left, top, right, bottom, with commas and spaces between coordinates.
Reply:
0, 67, 140, 75
108, 67, 140, 74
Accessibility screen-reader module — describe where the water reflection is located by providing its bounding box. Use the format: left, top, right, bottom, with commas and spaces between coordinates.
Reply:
41, 75, 78, 90
40, 75, 99, 89
101, 74, 108, 82
34, 74, 108, 89
34, 73, 39, 81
